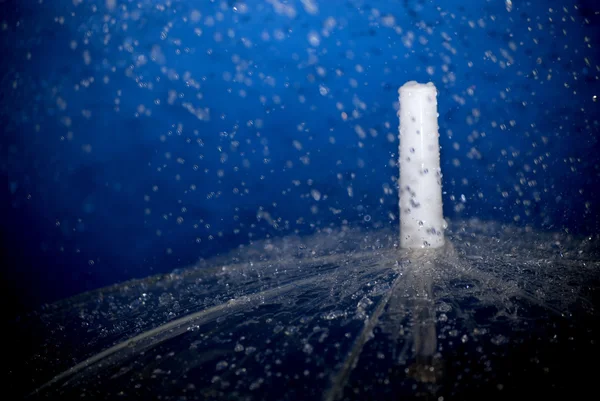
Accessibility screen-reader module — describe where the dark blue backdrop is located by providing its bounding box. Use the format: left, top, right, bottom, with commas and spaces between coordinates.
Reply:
1, 0, 599, 314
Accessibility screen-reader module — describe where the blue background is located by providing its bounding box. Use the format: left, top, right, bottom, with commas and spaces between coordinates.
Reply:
1, 0, 599, 314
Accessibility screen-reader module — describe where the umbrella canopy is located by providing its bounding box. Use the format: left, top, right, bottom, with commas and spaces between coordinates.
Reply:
15, 219, 599, 400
